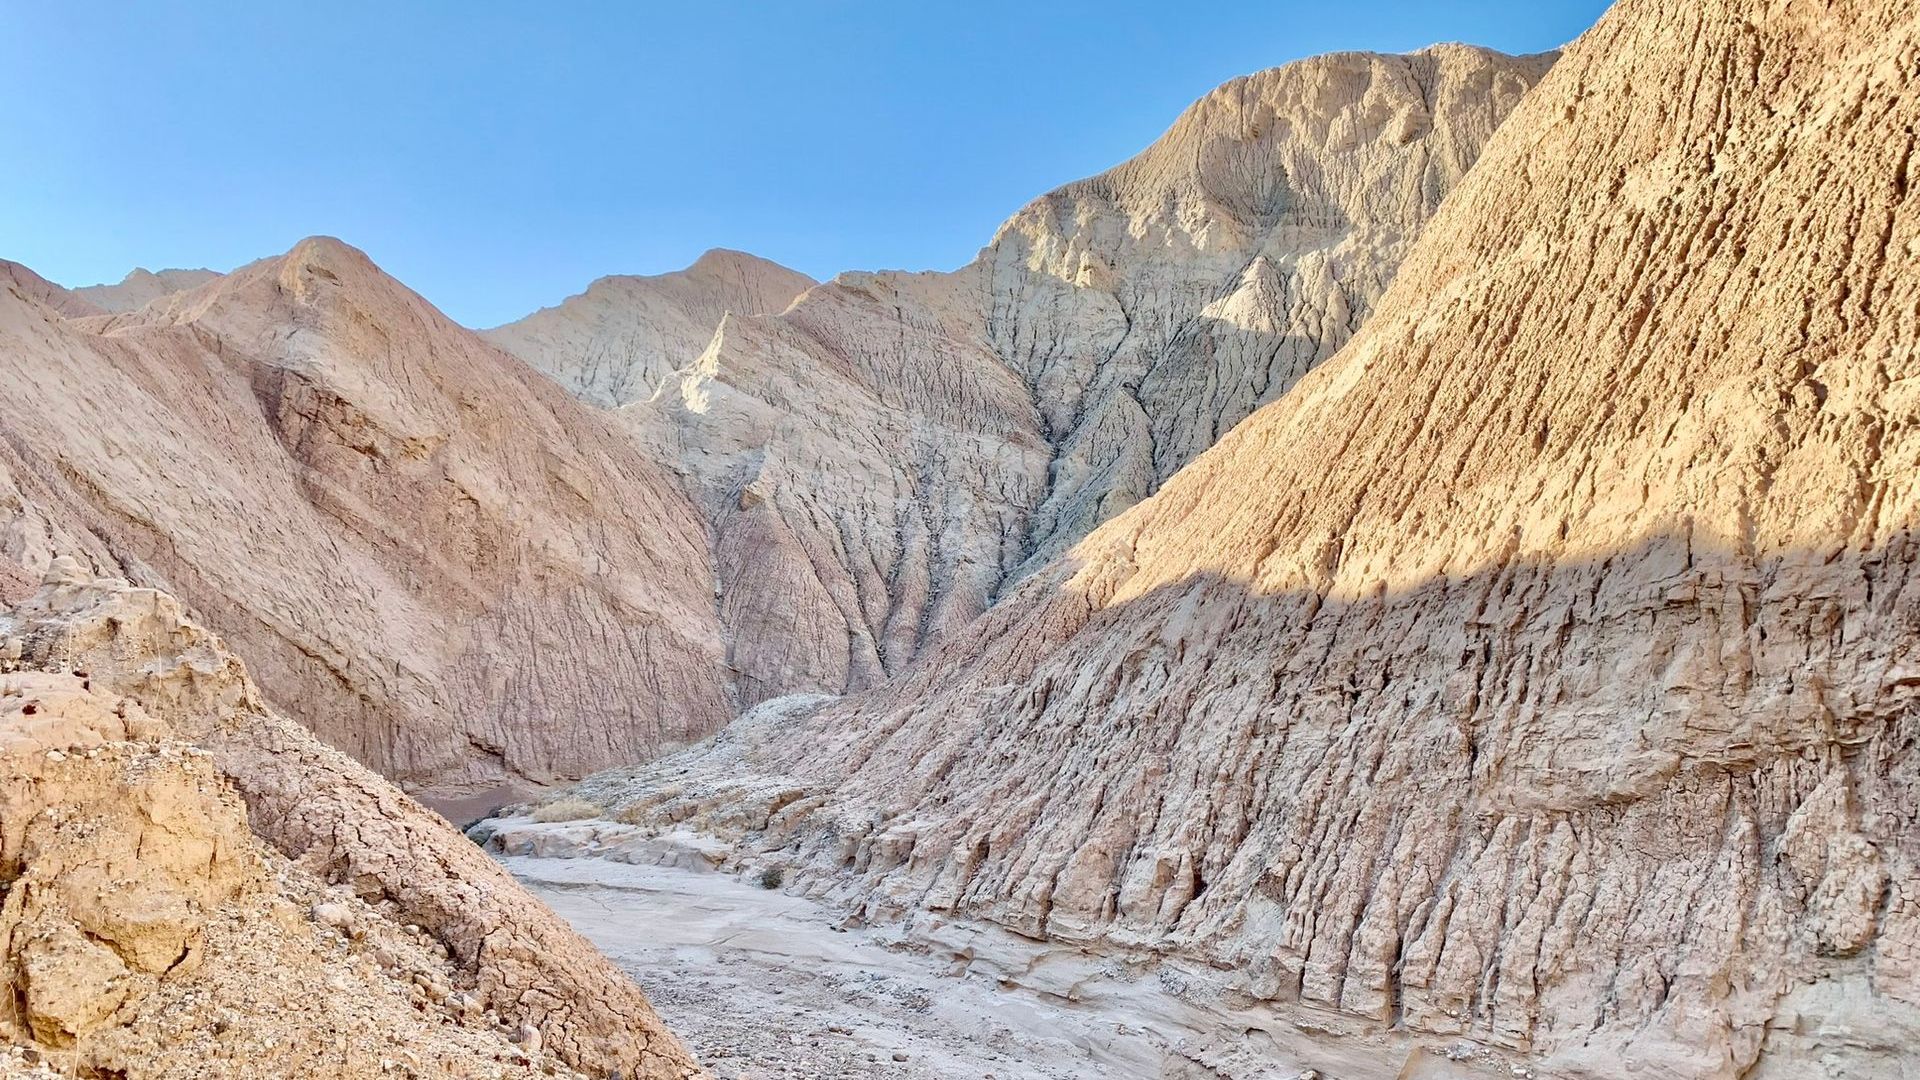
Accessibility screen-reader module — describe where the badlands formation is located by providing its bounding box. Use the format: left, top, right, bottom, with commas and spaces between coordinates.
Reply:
485, 250, 818, 409
0, 243, 731, 795
71, 267, 222, 313
490, 44, 1553, 702
3, 0, 1919, 1076
487, 0, 1920, 1077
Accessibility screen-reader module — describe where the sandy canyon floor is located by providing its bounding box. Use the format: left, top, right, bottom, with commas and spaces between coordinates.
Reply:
503, 855, 1528, 1080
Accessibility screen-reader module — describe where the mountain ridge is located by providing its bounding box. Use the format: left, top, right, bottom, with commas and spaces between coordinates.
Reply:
0, 234, 734, 794
494, 43, 1555, 707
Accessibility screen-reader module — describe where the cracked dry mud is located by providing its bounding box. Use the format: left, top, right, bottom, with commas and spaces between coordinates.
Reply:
505, 853, 1537, 1080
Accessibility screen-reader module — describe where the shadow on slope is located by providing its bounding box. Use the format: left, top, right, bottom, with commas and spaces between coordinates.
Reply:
556, 525, 1920, 1078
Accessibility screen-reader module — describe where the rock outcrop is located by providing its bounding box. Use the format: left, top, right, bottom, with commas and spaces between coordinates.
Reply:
519, 1, 1920, 1076
0, 563, 702, 1079
485, 250, 816, 408
72, 266, 221, 313
495, 46, 1553, 704
0, 237, 731, 793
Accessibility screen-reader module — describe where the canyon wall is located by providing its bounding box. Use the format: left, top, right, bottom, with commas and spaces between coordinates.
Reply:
494, 45, 1554, 704
543, 1, 1920, 1074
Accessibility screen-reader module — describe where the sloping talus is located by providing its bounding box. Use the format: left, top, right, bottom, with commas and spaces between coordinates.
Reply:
1, 562, 701, 1078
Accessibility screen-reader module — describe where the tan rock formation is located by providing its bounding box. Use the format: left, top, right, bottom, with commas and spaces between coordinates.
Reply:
72, 266, 221, 313
0, 261, 102, 319
497, 46, 1552, 704
0, 563, 702, 1078
0, 237, 731, 792
486, 249, 816, 407
537, 1, 1920, 1075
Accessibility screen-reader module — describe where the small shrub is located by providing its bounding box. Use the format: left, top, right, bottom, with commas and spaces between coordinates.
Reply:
757, 865, 785, 890
531, 796, 603, 823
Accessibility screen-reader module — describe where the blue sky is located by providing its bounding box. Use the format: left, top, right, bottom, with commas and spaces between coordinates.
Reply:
1, 1, 1609, 327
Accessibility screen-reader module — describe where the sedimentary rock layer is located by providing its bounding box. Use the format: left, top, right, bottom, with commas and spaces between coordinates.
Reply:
552, 1, 1920, 1075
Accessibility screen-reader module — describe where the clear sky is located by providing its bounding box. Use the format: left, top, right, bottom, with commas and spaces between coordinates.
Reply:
1, 1, 1610, 328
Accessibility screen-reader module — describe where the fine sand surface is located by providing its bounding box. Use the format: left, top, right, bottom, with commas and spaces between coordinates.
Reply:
503, 856, 1520, 1080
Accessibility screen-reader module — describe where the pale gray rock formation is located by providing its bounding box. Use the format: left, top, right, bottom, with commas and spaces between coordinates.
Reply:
631, 271, 1055, 701
519, 1, 1920, 1075
0, 237, 732, 793
980, 43, 1555, 575
72, 266, 222, 313
0, 565, 701, 1078
503, 45, 1552, 705
486, 249, 816, 407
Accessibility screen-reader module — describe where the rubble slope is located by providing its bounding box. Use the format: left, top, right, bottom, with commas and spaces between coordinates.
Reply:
0, 561, 701, 1078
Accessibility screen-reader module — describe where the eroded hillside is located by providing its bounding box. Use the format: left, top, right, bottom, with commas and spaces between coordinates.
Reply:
485, 250, 816, 408
494, 45, 1553, 703
0, 240, 731, 794
504, 1, 1920, 1075
0, 562, 700, 1078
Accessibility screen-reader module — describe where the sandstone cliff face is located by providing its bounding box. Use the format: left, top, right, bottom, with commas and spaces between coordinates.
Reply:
486, 250, 816, 408
0, 564, 701, 1079
537, 2, 1920, 1075
72, 266, 221, 313
499, 45, 1551, 705
0, 238, 731, 791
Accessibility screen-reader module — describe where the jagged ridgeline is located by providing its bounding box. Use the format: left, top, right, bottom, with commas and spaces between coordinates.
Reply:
0, 242, 733, 794
490, 45, 1554, 706
535, 0, 1920, 1075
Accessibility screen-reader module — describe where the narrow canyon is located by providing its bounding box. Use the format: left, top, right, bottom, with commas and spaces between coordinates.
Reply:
2, 0, 1916, 1077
